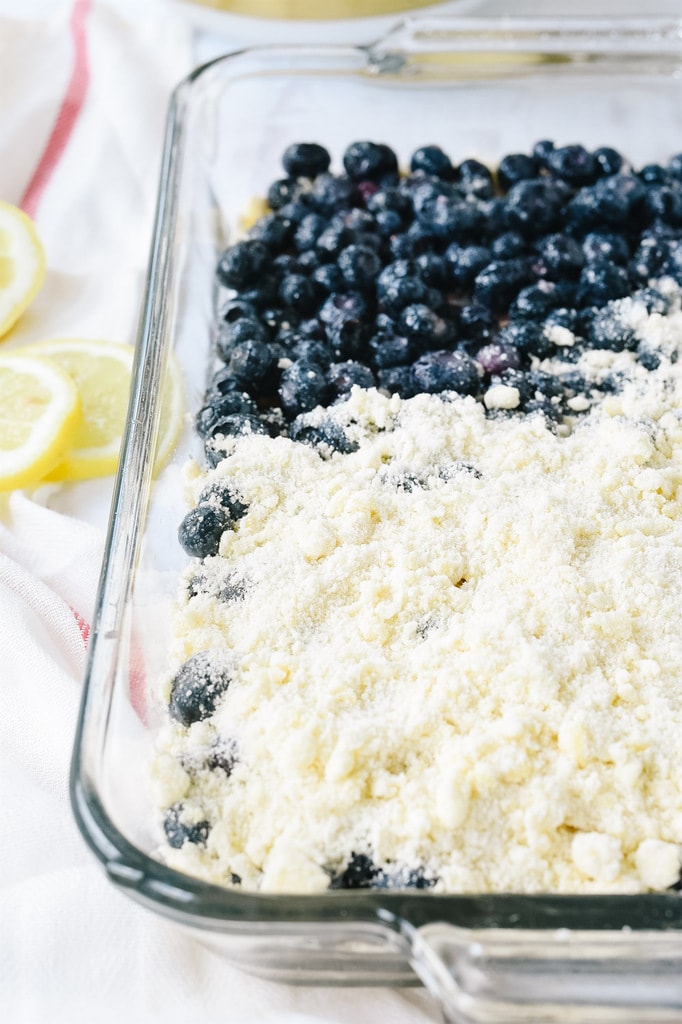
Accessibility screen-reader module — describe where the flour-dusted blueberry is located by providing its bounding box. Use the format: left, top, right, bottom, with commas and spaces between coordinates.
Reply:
308, 172, 356, 215
417, 194, 485, 240
537, 233, 584, 278
289, 413, 357, 455
343, 141, 398, 183
328, 360, 375, 400
378, 365, 416, 397
164, 804, 210, 849
292, 338, 334, 365
195, 392, 258, 439
205, 412, 269, 448
278, 273, 320, 313
446, 244, 492, 288
326, 317, 370, 360
319, 290, 369, 328
228, 340, 278, 390
593, 146, 624, 177
206, 738, 240, 776
543, 306, 580, 336
524, 395, 562, 422
330, 853, 380, 889
504, 178, 565, 236
248, 213, 293, 252
217, 297, 259, 325
312, 263, 344, 293
629, 237, 669, 283
475, 342, 520, 376
216, 316, 270, 360
315, 219, 352, 259
216, 239, 269, 289
546, 144, 598, 186
457, 158, 494, 199
582, 231, 630, 265
509, 281, 564, 321
532, 139, 555, 166
458, 303, 495, 342
473, 257, 534, 311
637, 347, 661, 371
373, 209, 402, 236
668, 153, 682, 180
178, 502, 232, 559
375, 865, 438, 890
586, 304, 637, 351
498, 320, 553, 359
267, 177, 302, 211
497, 153, 538, 191
238, 275, 280, 310
410, 144, 454, 179
577, 261, 630, 306
633, 286, 671, 315
279, 359, 330, 417
368, 333, 413, 369
411, 350, 480, 395
413, 252, 449, 288
491, 231, 528, 260
198, 480, 249, 522
169, 650, 233, 728
640, 184, 682, 226
282, 142, 331, 179
293, 212, 326, 252
337, 244, 382, 290
378, 274, 429, 316
399, 303, 453, 348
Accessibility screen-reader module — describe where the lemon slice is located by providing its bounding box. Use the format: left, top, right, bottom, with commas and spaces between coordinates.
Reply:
21, 338, 184, 481
0, 201, 46, 339
0, 354, 80, 491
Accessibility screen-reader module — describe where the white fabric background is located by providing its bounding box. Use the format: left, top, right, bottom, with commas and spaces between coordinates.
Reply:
0, 1, 680, 1022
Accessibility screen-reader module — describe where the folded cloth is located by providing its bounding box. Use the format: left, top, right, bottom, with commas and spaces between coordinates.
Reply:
0, 3, 438, 1022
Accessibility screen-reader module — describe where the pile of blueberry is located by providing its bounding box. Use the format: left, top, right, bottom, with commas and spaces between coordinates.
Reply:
196, 138, 682, 464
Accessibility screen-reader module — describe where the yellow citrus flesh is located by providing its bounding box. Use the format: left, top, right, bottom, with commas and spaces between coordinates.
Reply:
0, 201, 46, 339
21, 338, 184, 482
0, 354, 81, 491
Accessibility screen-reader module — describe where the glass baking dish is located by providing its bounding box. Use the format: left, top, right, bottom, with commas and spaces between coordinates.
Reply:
70, 18, 682, 1021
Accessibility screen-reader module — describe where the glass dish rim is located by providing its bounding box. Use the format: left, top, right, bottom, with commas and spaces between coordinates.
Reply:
70, 15, 682, 938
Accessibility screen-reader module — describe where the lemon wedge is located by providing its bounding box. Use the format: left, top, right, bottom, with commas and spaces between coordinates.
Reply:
0, 201, 46, 339
21, 337, 183, 481
0, 354, 81, 491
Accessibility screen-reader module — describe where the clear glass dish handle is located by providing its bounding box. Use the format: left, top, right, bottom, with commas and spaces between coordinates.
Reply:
387, 916, 682, 1023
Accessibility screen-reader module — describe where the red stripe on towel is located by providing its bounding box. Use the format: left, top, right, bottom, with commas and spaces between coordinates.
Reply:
20, 0, 92, 218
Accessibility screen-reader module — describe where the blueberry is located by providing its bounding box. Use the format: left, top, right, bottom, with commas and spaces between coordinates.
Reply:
536, 233, 584, 278
315, 220, 352, 259
206, 739, 239, 775
475, 343, 520, 376
411, 350, 479, 395
366, 186, 412, 219
282, 142, 331, 178
238, 274, 280, 309
378, 274, 429, 316
229, 340, 278, 390
289, 414, 356, 455
195, 392, 258, 439
248, 213, 293, 251
508, 281, 564, 321
205, 412, 269, 446
278, 273, 320, 313
337, 244, 382, 289
343, 141, 398, 183
565, 179, 631, 231
399, 303, 452, 348
267, 177, 302, 211
639, 163, 668, 185
326, 317, 370, 360
524, 395, 562, 422
532, 139, 555, 166
504, 179, 565, 236
667, 153, 682, 181
543, 307, 580, 335
498, 320, 553, 359
414, 252, 449, 288
458, 303, 495, 342
207, 365, 255, 396
215, 317, 270, 361
279, 360, 330, 417
633, 286, 671, 315
546, 144, 598, 185
457, 158, 494, 199
576, 262, 630, 306
320, 291, 369, 329
293, 213, 326, 252
640, 185, 682, 226
308, 173, 356, 214
368, 333, 412, 369
198, 480, 249, 521
582, 231, 630, 265
473, 258, 534, 311
164, 804, 210, 849
375, 209, 403, 236
586, 304, 637, 351
330, 853, 379, 889
446, 244, 492, 288
637, 347, 661, 371
377, 365, 416, 397
410, 144, 454, 179
178, 502, 232, 559
593, 146, 624, 176
328, 360, 375, 399
218, 297, 259, 324
491, 231, 528, 260
416, 194, 484, 240
169, 650, 233, 727
216, 239, 269, 289
477, 197, 508, 238
312, 263, 344, 293
497, 153, 538, 191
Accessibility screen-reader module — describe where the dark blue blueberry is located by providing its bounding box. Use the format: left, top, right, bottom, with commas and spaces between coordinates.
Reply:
475, 342, 520, 376
410, 144, 454, 179
526, 370, 564, 400
164, 804, 210, 849
375, 209, 403, 236
582, 231, 630, 265
248, 213, 293, 251
375, 312, 397, 334
273, 253, 301, 277
508, 281, 564, 321
278, 360, 330, 418
343, 141, 398, 183
229, 340, 278, 388
532, 139, 555, 166
411, 349, 480, 395
267, 177, 302, 211
667, 153, 682, 181
366, 186, 412, 219
308, 173, 356, 215
546, 144, 598, 185
491, 231, 528, 260
458, 303, 495, 342
477, 197, 508, 238
330, 853, 379, 889
543, 306, 580, 335
639, 163, 668, 185
204, 412, 269, 449
473, 258, 534, 311
414, 252, 449, 288
216, 316, 270, 361
294, 213, 327, 252
633, 286, 671, 315
282, 142, 330, 178
593, 147, 624, 177
498, 320, 554, 359
195, 392, 258, 439
368, 333, 413, 369
629, 237, 668, 284
497, 153, 538, 191
389, 233, 419, 260
289, 414, 356, 455
446, 244, 492, 288
504, 179, 565, 237
565, 179, 631, 231
278, 198, 313, 223
343, 207, 381, 235
637, 347, 661, 371
169, 651, 233, 727
416, 194, 485, 240
312, 263, 344, 293
523, 395, 562, 422
279, 273, 320, 313
377, 258, 413, 292
206, 739, 239, 775
536, 233, 584, 278
377, 365, 416, 397
316, 220, 352, 259
218, 297, 259, 325
576, 261, 630, 306
404, 220, 440, 254
640, 185, 682, 226
399, 303, 452, 348
326, 317, 370, 360
206, 365, 251, 396
378, 274, 429, 316
586, 304, 637, 351
216, 239, 269, 289
198, 480, 249, 521
299, 317, 326, 339
292, 339, 334, 365
337, 243, 382, 290
320, 291, 368, 328
457, 158, 494, 199
328, 360, 375, 400
238, 274, 280, 309
178, 503, 231, 559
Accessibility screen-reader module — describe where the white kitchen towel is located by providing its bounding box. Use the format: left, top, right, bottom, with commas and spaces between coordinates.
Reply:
0, 3, 439, 1022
